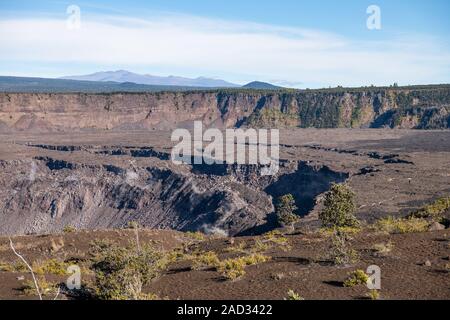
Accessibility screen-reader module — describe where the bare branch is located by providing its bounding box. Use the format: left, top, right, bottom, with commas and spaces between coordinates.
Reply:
135, 227, 141, 253
9, 237, 42, 300
53, 285, 61, 300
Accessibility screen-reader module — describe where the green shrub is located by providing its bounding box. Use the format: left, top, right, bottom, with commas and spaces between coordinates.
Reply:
90, 242, 168, 300
328, 230, 359, 265
343, 269, 369, 287
319, 184, 359, 228
276, 194, 299, 227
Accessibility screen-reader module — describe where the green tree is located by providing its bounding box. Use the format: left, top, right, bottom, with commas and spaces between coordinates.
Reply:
319, 183, 359, 228
276, 194, 299, 227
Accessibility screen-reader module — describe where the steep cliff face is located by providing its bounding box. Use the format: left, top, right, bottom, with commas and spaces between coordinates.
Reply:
0, 86, 449, 131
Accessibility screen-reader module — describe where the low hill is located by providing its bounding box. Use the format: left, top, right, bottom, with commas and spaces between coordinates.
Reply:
242, 81, 283, 89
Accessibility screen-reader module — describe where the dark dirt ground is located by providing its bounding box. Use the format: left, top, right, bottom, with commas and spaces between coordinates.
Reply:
0, 227, 448, 300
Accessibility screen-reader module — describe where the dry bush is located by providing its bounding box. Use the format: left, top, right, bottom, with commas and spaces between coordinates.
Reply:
33, 259, 69, 276
285, 289, 304, 300
225, 242, 248, 254
185, 231, 206, 241
0, 260, 28, 272
409, 196, 450, 219
21, 276, 59, 296
262, 231, 291, 252
343, 269, 369, 287
190, 251, 220, 271
376, 216, 429, 234
372, 241, 394, 257
367, 289, 380, 300
217, 258, 246, 281
63, 225, 76, 234
217, 254, 271, 281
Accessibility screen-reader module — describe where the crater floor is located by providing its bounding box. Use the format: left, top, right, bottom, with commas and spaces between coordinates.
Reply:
0, 129, 449, 236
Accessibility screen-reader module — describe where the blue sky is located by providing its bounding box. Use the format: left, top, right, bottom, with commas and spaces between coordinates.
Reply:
0, 0, 449, 88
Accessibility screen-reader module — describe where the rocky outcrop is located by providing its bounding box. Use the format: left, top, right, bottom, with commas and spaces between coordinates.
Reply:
0, 86, 449, 131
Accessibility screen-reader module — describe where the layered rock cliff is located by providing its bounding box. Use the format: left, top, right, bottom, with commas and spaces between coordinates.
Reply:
0, 86, 449, 131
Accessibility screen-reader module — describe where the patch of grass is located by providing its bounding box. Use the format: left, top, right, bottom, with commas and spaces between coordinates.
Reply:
33, 259, 69, 276
225, 242, 247, 254
165, 249, 188, 264
185, 231, 206, 241
190, 251, 220, 271
367, 289, 381, 300
285, 289, 304, 300
63, 225, 76, 233
218, 254, 271, 281
343, 269, 369, 287
217, 258, 246, 281
264, 230, 283, 238
240, 253, 271, 266
409, 196, 450, 219
372, 241, 394, 257
21, 276, 59, 296
0, 261, 15, 272
320, 226, 362, 236
262, 231, 291, 252
376, 216, 429, 234
139, 292, 165, 300
251, 239, 273, 253
0, 260, 28, 273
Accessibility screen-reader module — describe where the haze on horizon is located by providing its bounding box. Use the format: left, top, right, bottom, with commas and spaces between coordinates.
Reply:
0, 0, 449, 89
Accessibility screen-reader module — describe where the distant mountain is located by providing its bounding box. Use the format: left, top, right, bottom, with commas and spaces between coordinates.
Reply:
242, 81, 283, 89
60, 70, 239, 88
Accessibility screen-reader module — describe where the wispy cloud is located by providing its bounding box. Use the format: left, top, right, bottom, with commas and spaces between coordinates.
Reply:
0, 13, 449, 87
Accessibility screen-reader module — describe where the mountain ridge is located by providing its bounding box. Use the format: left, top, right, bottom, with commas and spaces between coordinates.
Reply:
60, 70, 240, 88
